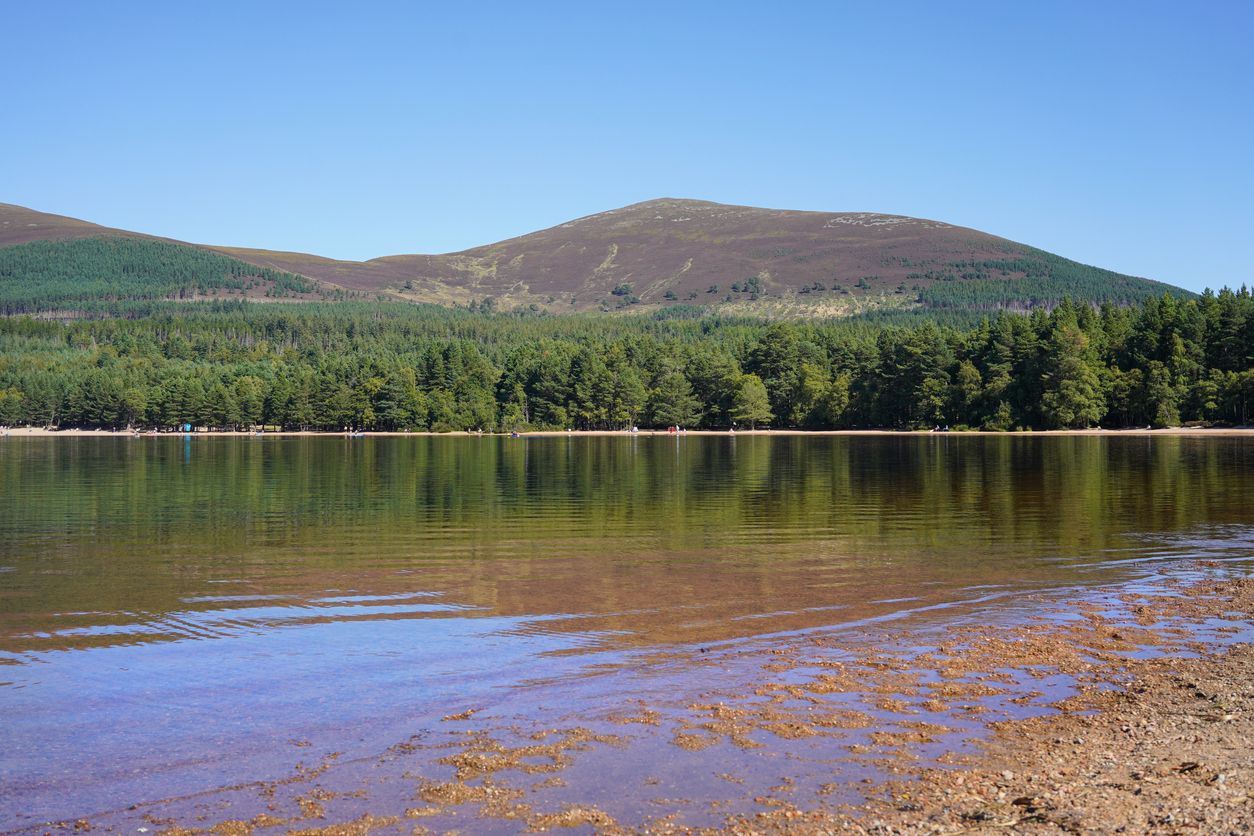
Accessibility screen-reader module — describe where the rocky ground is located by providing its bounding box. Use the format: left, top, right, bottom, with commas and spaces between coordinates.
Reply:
21, 573, 1254, 836
380, 572, 1254, 836
697, 576, 1254, 836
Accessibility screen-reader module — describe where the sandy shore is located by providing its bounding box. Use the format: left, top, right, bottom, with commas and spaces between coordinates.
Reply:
25, 569, 1253, 836
689, 574, 1254, 836
5, 426, 1254, 438
422, 572, 1254, 836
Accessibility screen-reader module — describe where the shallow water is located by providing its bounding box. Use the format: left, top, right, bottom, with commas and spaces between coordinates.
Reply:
1, 434, 1252, 829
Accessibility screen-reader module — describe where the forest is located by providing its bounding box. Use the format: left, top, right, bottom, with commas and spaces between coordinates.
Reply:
0, 284, 1251, 432
0, 238, 322, 313
915, 248, 1175, 311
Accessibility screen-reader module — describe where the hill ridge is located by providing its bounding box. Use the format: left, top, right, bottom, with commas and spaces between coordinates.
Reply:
0, 199, 1184, 315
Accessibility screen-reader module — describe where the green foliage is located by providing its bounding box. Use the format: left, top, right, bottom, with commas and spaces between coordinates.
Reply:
731, 374, 772, 429
0, 237, 315, 314
649, 370, 702, 427
653, 305, 708, 321
918, 251, 1190, 311
0, 279, 1250, 432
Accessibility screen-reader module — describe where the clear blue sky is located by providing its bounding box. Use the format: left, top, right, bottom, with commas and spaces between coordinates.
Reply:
5, 1, 1250, 294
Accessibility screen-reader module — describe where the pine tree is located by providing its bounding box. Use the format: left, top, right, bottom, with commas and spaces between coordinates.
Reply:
731, 374, 773, 430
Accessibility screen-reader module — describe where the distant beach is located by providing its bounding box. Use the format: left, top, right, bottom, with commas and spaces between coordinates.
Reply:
6, 426, 1253, 438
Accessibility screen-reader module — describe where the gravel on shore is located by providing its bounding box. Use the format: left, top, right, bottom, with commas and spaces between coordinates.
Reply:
696, 576, 1254, 836
18, 574, 1254, 836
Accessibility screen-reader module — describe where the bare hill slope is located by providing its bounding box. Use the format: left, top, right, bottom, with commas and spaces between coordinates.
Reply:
211, 198, 1178, 312
0, 203, 142, 246
2, 199, 1182, 314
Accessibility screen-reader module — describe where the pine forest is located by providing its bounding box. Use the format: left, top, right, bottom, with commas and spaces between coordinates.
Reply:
0, 237, 1251, 433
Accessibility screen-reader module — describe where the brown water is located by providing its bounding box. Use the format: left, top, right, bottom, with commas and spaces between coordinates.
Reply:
2, 434, 1252, 830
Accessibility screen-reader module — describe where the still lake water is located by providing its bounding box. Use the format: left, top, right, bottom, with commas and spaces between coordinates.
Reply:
2, 434, 1252, 828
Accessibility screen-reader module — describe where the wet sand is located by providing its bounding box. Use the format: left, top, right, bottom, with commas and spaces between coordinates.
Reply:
701, 574, 1254, 836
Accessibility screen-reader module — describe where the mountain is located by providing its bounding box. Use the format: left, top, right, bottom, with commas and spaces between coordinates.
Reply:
0, 202, 150, 246
1, 199, 1187, 315
0, 204, 327, 313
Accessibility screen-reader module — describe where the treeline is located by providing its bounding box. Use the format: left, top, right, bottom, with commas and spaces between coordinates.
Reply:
0, 288, 1250, 432
0, 238, 317, 314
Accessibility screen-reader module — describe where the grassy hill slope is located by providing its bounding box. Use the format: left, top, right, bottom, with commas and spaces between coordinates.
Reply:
211, 198, 1188, 313
2, 200, 1190, 316
1, 202, 139, 247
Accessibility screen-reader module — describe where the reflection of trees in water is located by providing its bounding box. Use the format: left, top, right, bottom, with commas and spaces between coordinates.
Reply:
2, 436, 1250, 646
3, 435, 1248, 547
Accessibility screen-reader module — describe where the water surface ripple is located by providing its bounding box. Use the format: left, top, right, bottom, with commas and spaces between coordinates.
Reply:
1, 434, 1252, 827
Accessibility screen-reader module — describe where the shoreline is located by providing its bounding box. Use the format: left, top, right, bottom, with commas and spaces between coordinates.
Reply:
23, 570, 1254, 836
5, 426, 1254, 438
704, 573, 1254, 836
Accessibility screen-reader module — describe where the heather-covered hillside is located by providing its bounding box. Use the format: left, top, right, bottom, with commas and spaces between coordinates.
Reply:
2, 200, 1189, 316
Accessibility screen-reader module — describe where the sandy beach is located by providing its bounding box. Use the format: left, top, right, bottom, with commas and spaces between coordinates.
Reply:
5, 426, 1254, 438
